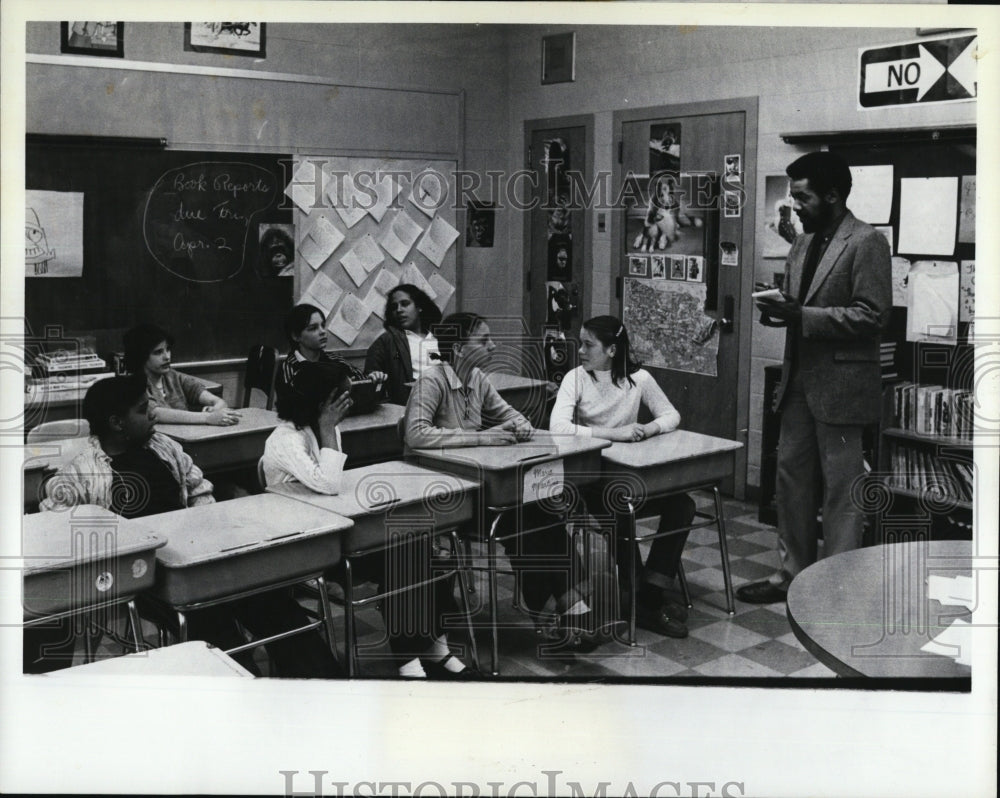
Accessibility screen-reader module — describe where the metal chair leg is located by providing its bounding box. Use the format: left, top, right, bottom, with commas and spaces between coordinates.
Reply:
450, 530, 480, 672
343, 558, 356, 677
676, 560, 692, 609
127, 600, 144, 652
314, 574, 340, 669
487, 511, 504, 676
713, 486, 736, 614
626, 498, 638, 647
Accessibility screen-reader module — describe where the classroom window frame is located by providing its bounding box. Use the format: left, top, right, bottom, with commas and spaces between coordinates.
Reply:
541, 32, 575, 85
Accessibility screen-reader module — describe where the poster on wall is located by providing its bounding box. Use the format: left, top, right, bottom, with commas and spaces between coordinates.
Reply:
626, 172, 706, 257
257, 223, 295, 277
762, 175, 803, 258
623, 277, 718, 376
548, 235, 572, 281
466, 200, 495, 247
25, 189, 84, 278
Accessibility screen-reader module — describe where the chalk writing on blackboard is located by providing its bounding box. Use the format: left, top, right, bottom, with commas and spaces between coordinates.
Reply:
143, 161, 276, 283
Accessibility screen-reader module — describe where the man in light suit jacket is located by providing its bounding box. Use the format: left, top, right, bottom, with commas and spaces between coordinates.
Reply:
739, 151, 892, 603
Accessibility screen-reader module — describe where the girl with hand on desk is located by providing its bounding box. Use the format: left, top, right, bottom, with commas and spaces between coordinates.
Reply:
275, 303, 386, 404
124, 323, 241, 426
549, 315, 695, 639
364, 283, 441, 406
404, 313, 600, 651
263, 360, 472, 679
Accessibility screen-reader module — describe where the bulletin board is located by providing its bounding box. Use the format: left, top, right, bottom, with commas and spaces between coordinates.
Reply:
289, 155, 459, 353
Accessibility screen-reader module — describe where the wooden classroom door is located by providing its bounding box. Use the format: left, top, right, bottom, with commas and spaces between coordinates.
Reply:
523, 117, 593, 350
613, 99, 757, 497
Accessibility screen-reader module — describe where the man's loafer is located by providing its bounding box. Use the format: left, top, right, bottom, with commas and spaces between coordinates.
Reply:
735, 580, 788, 604
635, 604, 688, 639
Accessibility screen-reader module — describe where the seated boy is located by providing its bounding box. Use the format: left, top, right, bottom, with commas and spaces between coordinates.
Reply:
29, 375, 340, 678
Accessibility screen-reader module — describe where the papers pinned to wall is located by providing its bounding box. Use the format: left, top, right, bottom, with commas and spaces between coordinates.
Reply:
326, 293, 371, 346
906, 260, 958, 345
285, 160, 324, 212
958, 175, 975, 244
403, 261, 437, 300
428, 272, 455, 311
379, 210, 425, 263
408, 170, 446, 218
959, 260, 975, 322
898, 177, 958, 256
299, 214, 345, 271
359, 172, 403, 223
363, 267, 403, 320
848, 165, 893, 225
340, 233, 385, 288
417, 215, 460, 268
327, 173, 367, 229
300, 271, 344, 317
891, 256, 912, 308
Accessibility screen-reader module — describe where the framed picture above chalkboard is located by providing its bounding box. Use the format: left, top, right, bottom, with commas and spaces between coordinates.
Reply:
184, 23, 266, 57
60, 22, 124, 57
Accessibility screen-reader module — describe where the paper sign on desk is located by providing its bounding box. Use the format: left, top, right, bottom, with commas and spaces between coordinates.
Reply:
428, 272, 455, 309
340, 234, 384, 287
380, 209, 425, 263
300, 271, 344, 317
848, 165, 893, 225
299, 214, 345, 270
284, 160, 324, 212
920, 618, 971, 666
898, 177, 958, 256
403, 262, 437, 300
523, 459, 564, 504
416, 215, 460, 267
327, 173, 367, 229
408, 170, 446, 218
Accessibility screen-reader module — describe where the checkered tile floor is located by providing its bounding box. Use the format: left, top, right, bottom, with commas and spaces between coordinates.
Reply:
68, 492, 837, 679
344, 491, 837, 680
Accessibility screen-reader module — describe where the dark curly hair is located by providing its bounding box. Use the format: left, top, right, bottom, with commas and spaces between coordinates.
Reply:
383, 284, 442, 333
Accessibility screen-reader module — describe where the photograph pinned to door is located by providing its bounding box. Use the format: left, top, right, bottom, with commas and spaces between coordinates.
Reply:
686, 255, 704, 283
649, 123, 681, 174
724, 189, 741, 218
548, 235, 572, 281
720, 241, 739, 267
763, 175, 804, 258
669, 255, 686, 280
650, 255, 667, 279
628, 255, 650, 279
627, 172, 706, 256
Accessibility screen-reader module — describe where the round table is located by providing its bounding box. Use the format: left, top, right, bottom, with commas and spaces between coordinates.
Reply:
786, 540, 973, 678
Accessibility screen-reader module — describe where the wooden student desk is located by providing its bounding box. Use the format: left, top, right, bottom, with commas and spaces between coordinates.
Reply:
599, 431, 743, 645
48, 640, 254, 678
409, 431, 611, 675
23, 378, 222, 436
23, 437, 91, 512
267, 461, 480, 676
486, 371, 552, 427
141, 493, 352, 661
157, 407, 279, 473
787, 540, 973, 680
22, 505, 166, 658
338, 403, 406, 467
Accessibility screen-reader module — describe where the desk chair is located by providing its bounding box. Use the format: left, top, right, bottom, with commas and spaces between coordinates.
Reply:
243, 345, 279, 410
27, 419, 90, 443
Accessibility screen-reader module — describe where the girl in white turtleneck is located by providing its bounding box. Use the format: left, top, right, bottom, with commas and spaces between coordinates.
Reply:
549, 315, 695, 639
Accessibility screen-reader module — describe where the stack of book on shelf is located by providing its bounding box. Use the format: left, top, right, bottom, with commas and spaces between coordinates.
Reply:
885, 442, 974, 503
29, 350, 113, 393
880, 341, 897, 381
891, 381, 975, 440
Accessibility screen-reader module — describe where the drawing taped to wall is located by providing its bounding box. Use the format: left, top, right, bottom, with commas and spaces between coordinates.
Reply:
25, 190, 84, 278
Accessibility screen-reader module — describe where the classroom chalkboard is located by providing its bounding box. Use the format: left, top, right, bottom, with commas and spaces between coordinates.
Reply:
25, 140, 294, 361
